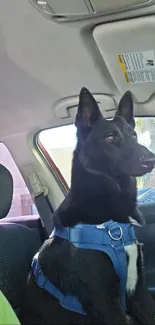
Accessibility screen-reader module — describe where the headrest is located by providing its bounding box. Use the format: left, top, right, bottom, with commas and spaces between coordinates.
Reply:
0, 165, 13, 219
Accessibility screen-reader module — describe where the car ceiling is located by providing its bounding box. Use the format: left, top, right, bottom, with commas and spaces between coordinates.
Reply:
0, 0, 114, 138
1, 0, 155, 140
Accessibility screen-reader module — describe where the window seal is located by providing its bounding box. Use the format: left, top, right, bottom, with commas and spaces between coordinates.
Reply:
35, 133, 69, 196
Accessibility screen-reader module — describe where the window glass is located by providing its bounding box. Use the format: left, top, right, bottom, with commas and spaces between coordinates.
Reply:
0, 143, 39, 218
39, 125, 76, 186
38, 118, 155, 193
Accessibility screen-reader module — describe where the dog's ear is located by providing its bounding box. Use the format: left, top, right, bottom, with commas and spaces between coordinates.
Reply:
115, 91, 135, 128
75, 87, 100, 128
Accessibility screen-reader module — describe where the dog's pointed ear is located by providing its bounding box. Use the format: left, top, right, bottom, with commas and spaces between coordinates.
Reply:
115, 91, 135, 128
75, 87, 100, 127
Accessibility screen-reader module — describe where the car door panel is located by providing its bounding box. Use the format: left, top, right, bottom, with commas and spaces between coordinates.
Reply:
137, 200, 155, 299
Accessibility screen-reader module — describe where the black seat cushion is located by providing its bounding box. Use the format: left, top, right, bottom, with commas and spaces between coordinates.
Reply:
0, 223, 41, 309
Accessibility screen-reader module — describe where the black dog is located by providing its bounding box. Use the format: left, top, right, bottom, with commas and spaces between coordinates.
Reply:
21, 88, 155, 325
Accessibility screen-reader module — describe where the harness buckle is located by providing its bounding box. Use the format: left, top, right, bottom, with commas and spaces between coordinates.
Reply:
108, 226, 123, 241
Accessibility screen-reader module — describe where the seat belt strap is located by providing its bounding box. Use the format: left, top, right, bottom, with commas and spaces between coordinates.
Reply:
25, 164, 53, 235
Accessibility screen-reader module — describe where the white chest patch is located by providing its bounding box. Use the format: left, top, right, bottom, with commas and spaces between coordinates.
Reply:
124, 243, 138, 295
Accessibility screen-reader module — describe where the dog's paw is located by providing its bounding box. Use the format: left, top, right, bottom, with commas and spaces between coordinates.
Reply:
126, 315, 140, 325
126, 315, 133, 324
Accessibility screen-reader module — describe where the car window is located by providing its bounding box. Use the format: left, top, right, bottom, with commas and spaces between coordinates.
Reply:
0, 143, 39, 218
38, 125, 76, 187
38, 118, 155, 201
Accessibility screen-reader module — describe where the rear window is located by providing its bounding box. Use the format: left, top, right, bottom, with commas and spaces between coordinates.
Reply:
38, 118, 155, 197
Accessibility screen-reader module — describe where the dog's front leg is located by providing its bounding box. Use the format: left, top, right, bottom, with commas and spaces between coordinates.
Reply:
82, 294, 129, 325
127, 280, 155, 324
75, 251, 130, 325
127, 243, 155, 324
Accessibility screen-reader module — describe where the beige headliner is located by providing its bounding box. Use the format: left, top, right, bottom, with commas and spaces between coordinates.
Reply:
0, 0, 113, 138
1, 0, 155, 139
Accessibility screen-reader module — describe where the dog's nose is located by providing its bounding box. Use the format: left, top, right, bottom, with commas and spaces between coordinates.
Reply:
140, 155, 155, 169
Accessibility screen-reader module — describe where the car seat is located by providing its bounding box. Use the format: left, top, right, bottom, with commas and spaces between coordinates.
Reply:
0, 164, 41, 315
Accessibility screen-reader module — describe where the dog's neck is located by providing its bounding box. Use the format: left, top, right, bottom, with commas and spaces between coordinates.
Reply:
54, 154, 138, 228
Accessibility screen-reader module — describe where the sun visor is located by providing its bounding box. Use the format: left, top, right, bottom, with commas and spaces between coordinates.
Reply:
55, 94, 116, 120
93, 16, 155, 102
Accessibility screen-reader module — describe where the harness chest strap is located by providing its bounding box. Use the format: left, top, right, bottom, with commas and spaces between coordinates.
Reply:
32, 220, 137, 315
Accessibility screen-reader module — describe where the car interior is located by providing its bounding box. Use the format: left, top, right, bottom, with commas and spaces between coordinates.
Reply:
1, 0, 155, 319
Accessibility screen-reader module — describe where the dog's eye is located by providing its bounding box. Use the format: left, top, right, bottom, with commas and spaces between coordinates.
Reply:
132, 134, 137, 140
105, 135, 114, 142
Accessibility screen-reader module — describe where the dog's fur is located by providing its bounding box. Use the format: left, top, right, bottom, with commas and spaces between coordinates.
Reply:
20, 88, 155, 325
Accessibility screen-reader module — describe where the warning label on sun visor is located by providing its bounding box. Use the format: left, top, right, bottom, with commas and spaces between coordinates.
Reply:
117, 50, 155, 84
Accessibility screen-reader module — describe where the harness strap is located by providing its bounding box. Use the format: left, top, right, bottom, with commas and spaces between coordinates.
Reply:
32, 220, 136, 315
32, 257, 86, 315
51, 221, 135, 247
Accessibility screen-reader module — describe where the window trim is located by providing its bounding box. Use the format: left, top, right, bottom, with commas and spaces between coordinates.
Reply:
36, 134, 69, 195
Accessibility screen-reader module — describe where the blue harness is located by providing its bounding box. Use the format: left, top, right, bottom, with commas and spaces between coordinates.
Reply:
32, 220, 136, 315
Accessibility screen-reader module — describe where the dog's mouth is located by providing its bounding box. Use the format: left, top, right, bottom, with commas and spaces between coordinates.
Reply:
129, 156, 155, 177
140, 156, 155, 173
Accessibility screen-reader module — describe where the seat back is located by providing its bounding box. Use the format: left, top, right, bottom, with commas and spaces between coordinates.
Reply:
0, 223, 41, 310
0, 164, 41, 311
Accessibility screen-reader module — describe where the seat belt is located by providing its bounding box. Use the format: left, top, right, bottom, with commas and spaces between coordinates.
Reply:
25, 164, 54, 236
34, 194, 54, 236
